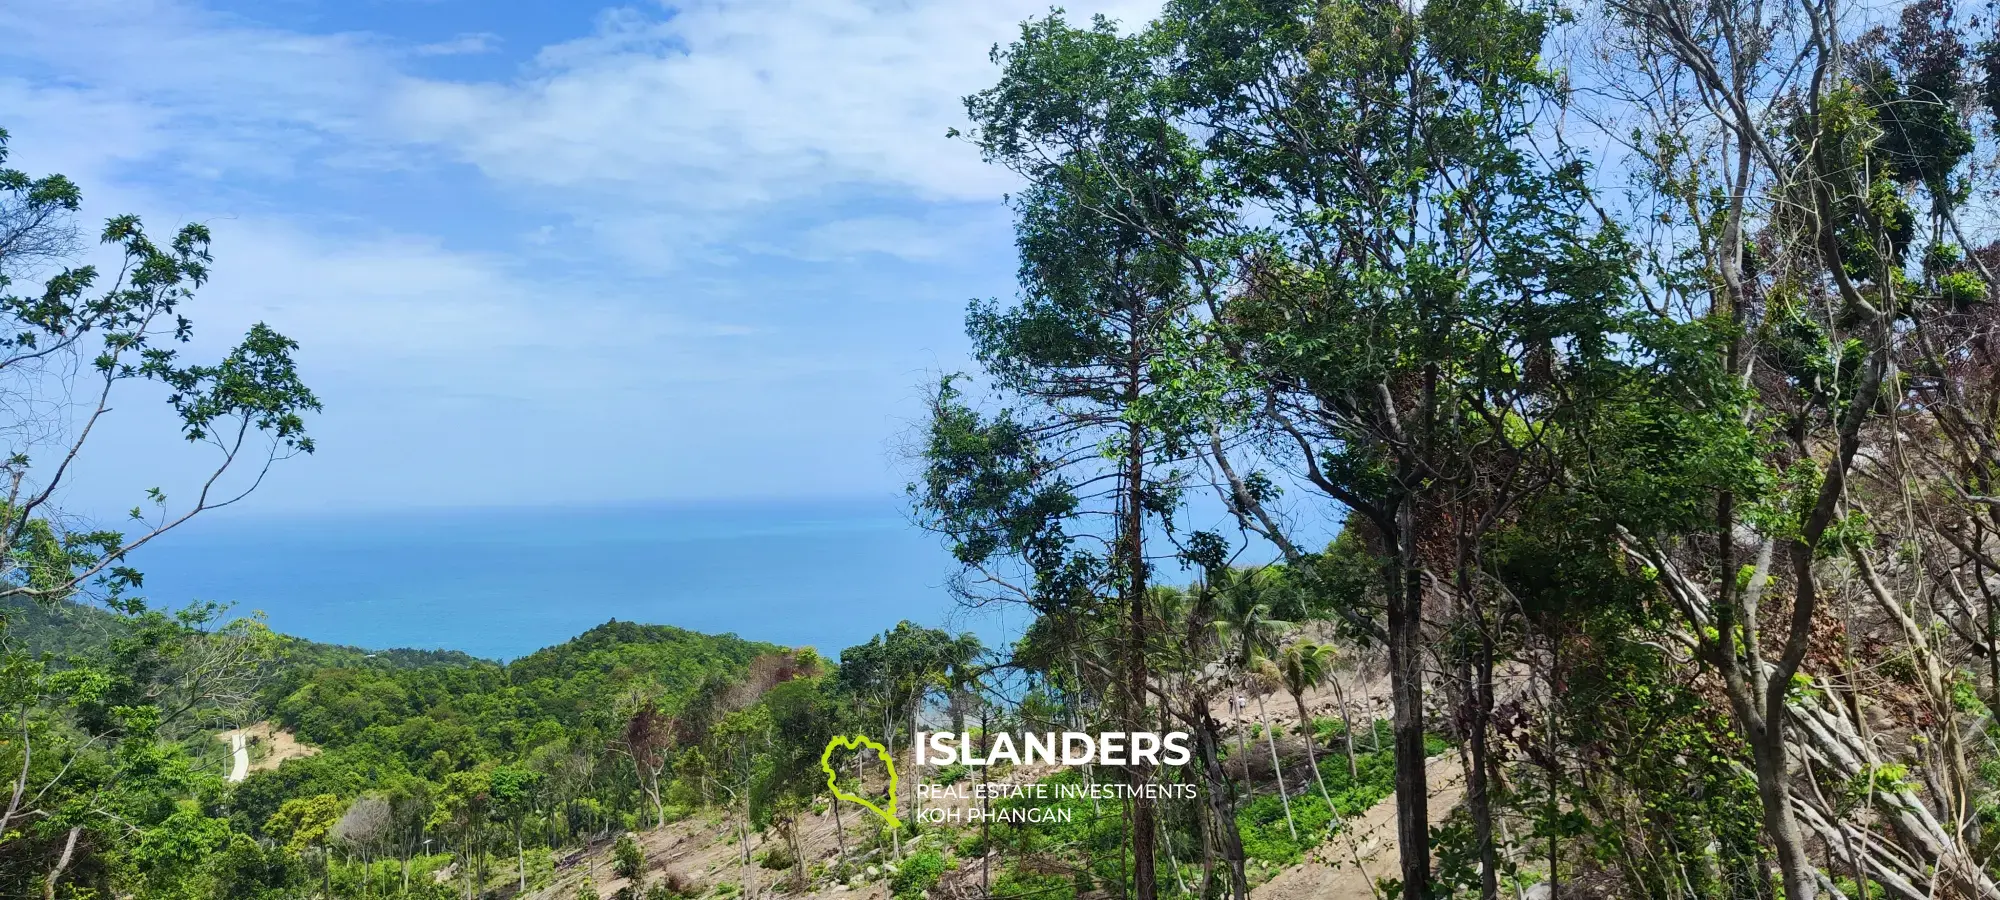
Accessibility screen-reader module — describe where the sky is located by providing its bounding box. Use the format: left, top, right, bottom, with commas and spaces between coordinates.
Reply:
0, 0, 1161, 517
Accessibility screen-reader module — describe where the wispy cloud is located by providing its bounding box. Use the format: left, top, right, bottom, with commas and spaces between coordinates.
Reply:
0, 0, 1161, 508
414, 32, 500, 56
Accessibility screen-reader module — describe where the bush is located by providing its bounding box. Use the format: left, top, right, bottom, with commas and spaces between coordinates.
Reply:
575, 877, 600, 900
647, 870, 701, 899
1238, 792, 1336, 864
756, 844, 795, 871
525, 846, 557, 889
891, 849, 947, 899
993, 867, 1075, 900
614, 833, 646, 880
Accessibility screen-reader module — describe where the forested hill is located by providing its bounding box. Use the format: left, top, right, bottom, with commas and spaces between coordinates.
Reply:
0, 594, 483, 670
262, 619, 779, 771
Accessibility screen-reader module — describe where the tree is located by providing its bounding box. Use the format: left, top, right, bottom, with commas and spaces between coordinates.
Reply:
924, 19, 1230, 897
622, 700, 674, 829
1571, 0, 1998, 893
1278, 641, 1351, 783
491, 766, 542, 893
265, 792, 343, 899
833, 620, 975, 849
0, 126, 318, 608
613, 832, 644, 881
331, 794, 391, 898
431, 769, 494, 900
1151, 2, 1630, 893
0, 122, 318, 895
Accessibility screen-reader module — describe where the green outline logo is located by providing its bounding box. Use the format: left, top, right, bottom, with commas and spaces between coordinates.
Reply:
820, 735, 898, 827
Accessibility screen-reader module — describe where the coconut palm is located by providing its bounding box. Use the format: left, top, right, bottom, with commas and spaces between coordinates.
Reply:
1209, 569, 1298, 839
1246, 660, 1298, 841
1279, 640, 1354, 797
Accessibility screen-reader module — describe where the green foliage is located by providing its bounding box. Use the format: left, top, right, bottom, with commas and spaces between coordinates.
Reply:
890, 849, 948, 900
755, 845, 794, 871
263, 793, 345, 853
614, 832, 646, 880
993, 866, 1076, 900
1239, 728, 1445, 865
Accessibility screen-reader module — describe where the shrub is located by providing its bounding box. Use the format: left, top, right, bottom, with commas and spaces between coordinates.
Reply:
993, 867, 1075, 900
647, 871, 700, 899
575, 877, 599, 900
890, 849, 947, 899
756, 844, 795, 871
614, 833, 646, 880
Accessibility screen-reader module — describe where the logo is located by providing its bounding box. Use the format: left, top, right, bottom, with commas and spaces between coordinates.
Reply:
820, 735, 898, 827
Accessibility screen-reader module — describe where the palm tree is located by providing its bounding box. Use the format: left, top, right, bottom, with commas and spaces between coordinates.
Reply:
1279, 641, 1356, 782
1211, 568, 1298, 840
1247, 660, 1298, 841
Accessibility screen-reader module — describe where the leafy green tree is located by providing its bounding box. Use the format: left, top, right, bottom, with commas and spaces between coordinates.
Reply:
205, 833, 305, 900
1147, 1, 1630, 893
925, 17, 1232, 897
0, 121, 319, 897
613, 832, 645, 881
491, 766, 542, 892
430, 769, 493, 898
265, 793, 344, 855
0, 126, 318, 607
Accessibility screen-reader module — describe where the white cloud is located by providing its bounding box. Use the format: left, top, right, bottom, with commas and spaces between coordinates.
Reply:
1, 0, 1164, 255
796, 211, 1009, 263
0, 0, 1163, 507
414, 32, 500, 57
386, 0, 1158, 211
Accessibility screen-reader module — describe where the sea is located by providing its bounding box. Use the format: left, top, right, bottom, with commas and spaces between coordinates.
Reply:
124, 497, 1020, 662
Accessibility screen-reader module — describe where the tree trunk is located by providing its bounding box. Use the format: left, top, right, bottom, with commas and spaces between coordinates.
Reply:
1329, 675, 1360, 780
1233, 697, 1252, 797
1461, 564, 1500, 900
830, 775, 848, 879
1389, 521, 1433, 900
43, 826, 78, 900
1255, 693, 1297, 841
1195, 709, 1250, 900
1752, 727, 1818, 900
1123, 408, 1157, 900
1296, 690, 1337, 815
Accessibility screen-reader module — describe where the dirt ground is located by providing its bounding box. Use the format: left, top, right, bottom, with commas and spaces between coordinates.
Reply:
217, 721, 319, 775
527, 749, 1037, 900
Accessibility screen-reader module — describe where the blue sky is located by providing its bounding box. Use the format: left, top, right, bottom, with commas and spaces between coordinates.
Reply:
0, 0, 1159, 515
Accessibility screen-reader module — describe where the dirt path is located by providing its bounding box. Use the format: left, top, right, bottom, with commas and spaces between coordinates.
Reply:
227, 733, 249, 783
217, 722, 317, 780
1250, 752, 1467, 900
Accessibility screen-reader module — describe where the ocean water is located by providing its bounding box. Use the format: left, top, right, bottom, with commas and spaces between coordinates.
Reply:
124, 497, 1016, 661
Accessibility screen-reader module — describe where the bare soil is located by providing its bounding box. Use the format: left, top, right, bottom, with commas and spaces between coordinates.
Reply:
217, 721, 319, 775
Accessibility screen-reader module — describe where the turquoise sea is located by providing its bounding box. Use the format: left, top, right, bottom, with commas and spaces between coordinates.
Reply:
125, 497, 1015, 661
